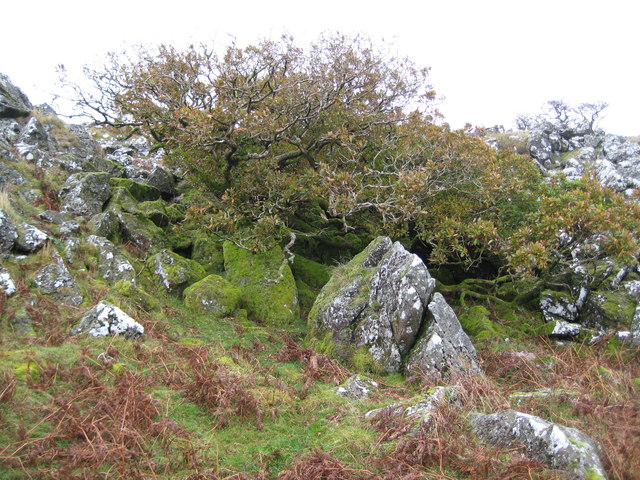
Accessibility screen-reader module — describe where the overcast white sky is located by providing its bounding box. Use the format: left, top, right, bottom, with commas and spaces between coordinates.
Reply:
2, 0, 638, 134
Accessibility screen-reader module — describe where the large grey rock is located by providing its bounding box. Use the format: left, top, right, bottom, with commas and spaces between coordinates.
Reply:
309, 236, 435, 373
34, 261, 82, 306
0, 73, 32, 118
88, 209, 122, 239
59, 172, 111, 216
0, 209, 17, 253
527, 132, 554, 166
18, 116, 49, 149
540, 290, 579, 323
15, 223, 49, 252
602, 134, 640, 163
0, 118, 22, 143
405, 293, 482, 379
0, 266, 16, 296
72, 302, 143, 338
87, 235, 136, 283
470, 410, 607, 479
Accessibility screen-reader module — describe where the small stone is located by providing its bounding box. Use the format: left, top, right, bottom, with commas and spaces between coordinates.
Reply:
73, 302, 144, 338
15, 223, 49, 252
0, 266, 16, 295
336, 375, 379, 399
34, 261, 82, 306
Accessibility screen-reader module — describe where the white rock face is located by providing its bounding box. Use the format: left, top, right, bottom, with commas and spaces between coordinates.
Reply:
72, 302, 144, 338
470, 409, 607, 479
0, 267, 16, 295
550, 320, 582, 337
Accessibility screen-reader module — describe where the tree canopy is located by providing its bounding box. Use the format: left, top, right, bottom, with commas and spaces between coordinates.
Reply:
65, 35, 640, 277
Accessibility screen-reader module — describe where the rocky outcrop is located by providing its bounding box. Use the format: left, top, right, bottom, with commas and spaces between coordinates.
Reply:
72, 302, 144, 338
0, 209, 18, 254
0, 73, 32, 118
366, 386, 459, 428
309, 237, 480, 378
87, 235, 136, 284
15, 223, 49, 252
0, 266, 16, 296
470, 410, 607, 479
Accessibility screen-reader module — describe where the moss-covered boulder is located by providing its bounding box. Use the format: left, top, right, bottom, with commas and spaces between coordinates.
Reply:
137, 200, 170, 227
223, 242, 298, 326
149, 249, 206, 295
582, 289, 637, 329
192, 235, 224, 274
118, 212, 167, 250
184, 274, 242, 317
106, 187, 139, 213
109, 177, 160, 202
291, 255, 331, 317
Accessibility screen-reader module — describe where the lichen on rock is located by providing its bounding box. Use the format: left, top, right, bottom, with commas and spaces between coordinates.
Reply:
72, 302, 144, 338
470, 409, 608, 479
405, 292, 482, 380
149, 249, 206, 295
308, 236, 437, 373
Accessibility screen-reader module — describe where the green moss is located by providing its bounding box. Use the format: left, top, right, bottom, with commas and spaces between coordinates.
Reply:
458, 305, 505, 339
106, 186, 138, 213
351, 346, 383, 374
584, 468, 605, 480
291, 255, 330, 291
136, 199, 170, 227
165, 203, 186, 222
308, 237, 386, 330
109, 177, 160, 202
223, 242, 299, 326
183, 274, 242, 317
13, 361, 39, 381
118, 211, 167, 251
192, 235, 224, 273
112, 280, 157, 311
598, 290, 636, 327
